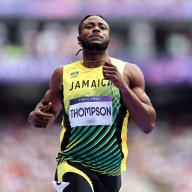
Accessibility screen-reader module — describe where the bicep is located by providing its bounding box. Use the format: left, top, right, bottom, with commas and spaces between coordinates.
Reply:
126, 63, 152, 106
49, 66, 63, 91
43, 66, 63, 113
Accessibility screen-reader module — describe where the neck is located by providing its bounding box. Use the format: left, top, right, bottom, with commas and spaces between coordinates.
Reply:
82, 51, 109, 68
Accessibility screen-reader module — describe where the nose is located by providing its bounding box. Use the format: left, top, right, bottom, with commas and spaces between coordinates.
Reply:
92, 26, 100, 33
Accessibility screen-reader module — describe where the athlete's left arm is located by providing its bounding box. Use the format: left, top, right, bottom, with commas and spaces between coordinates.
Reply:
103, 62, 156, 133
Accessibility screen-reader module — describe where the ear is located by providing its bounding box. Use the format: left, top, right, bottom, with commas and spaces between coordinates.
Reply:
77, 36, 81, 45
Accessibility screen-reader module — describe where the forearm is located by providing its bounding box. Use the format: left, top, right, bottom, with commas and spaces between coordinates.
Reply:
120, 85, 156, 133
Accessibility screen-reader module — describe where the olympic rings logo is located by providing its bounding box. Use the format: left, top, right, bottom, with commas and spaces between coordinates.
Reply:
86, 119, 95, 124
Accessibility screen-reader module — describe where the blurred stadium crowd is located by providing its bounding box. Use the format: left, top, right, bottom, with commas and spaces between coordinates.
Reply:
0, 122, 192, 192
0, 1, 192, 192
1, 9, 192, 84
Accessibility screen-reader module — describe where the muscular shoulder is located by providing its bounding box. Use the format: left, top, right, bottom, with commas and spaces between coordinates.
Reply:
123, 63, 145, 89
49, 66, 63, 91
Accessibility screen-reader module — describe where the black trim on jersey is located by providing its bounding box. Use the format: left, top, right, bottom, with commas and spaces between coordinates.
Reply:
114, 93, 127, 157
59, 86, 72, 151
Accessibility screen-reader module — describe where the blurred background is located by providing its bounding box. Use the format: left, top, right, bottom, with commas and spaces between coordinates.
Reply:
0, 0, 192, 191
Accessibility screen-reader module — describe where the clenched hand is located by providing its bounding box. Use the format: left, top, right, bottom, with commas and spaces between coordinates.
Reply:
28, 102, 55, 128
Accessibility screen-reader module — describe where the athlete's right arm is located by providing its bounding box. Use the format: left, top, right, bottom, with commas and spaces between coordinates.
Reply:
28, 66, 63, 128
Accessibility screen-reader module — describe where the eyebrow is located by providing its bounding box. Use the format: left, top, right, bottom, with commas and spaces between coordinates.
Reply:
84, 21, 109, 28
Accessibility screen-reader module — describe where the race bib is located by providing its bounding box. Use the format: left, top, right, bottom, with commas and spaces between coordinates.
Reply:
69, 96, 112, 127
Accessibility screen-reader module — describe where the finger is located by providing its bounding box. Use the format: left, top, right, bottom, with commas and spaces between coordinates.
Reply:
34, 120, 49, 127
103, 71, 116, 78
35, 118, 49, 124
103, 69, 115, 74
103, 73, 112, 80
104, 61, 112, 64
35, 124, 47, 128
103, 74, 113, 80
36, 111, 53, 119
104, 61, 114, 66
39, 102, 52, 112
103, 65, 116, 73
39, 104, 52, 113
103, 66, 114, 71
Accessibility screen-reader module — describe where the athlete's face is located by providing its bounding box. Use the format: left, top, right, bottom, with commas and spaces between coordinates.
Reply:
78, 16, 110, 52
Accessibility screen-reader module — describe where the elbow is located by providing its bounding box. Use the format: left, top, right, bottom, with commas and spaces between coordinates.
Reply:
143, 128, 153, 134
131, 112, 156, 134
132, 121, 155, 134
142, 122, 156, 134
143, 111, 156, 134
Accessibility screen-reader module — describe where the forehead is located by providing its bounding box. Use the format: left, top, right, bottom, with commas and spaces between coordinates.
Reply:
82, 16, 109, 27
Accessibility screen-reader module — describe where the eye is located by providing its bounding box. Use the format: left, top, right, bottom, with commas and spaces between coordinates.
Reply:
100, 25, 107, 30
101, 27, 106, 30
86, 25, 92, 29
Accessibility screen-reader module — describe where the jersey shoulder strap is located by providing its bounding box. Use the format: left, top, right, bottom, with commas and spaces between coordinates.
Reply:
110, 57, 126, 76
